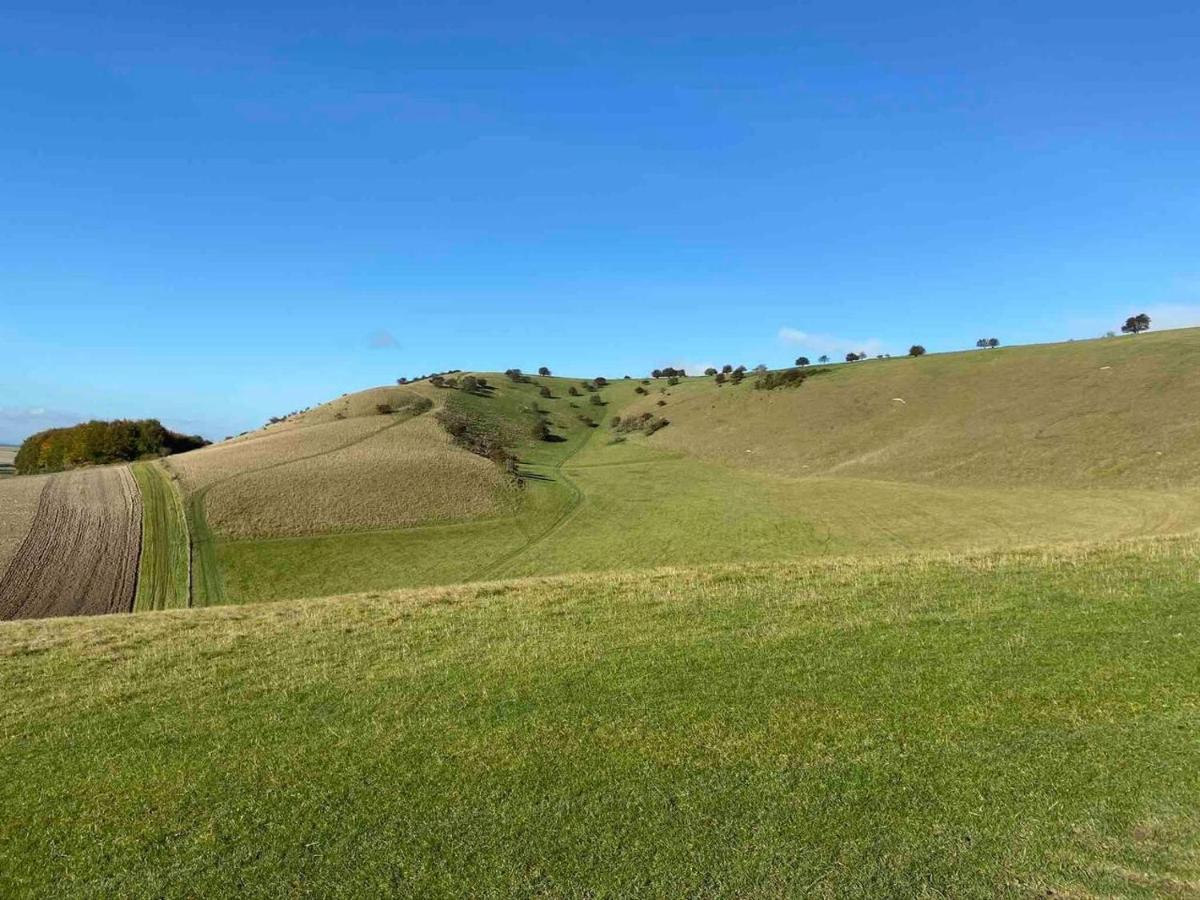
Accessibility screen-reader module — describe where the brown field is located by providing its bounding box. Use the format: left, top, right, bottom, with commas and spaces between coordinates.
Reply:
206, 414, 513, 538
0, 475, 50, 578
0, 466, 142, 620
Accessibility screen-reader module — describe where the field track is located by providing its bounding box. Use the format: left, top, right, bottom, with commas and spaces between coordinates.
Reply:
132, 462, 189, 611
0, 467, 142, 620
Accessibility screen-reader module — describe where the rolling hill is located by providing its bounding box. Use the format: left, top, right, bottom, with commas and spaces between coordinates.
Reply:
2, 330, 1200, 895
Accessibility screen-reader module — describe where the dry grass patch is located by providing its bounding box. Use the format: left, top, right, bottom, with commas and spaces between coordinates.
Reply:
206, 415, 515, 539
649, 329, 1200, 489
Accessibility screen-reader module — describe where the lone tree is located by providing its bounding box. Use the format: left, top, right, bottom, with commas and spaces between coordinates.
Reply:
818, 355, 829, 364
1121, 313, 1151, 335
704, 367, 718, 376
845, 352, 860, 362
908, 345, 926, 357
795, 356, 809, 367
538, 366, 551, 376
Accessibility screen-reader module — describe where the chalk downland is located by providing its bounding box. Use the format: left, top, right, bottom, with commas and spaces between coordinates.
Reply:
0, 466, 142, 620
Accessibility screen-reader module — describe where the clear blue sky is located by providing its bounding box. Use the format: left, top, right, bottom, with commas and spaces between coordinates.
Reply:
3, 1, 1198, 441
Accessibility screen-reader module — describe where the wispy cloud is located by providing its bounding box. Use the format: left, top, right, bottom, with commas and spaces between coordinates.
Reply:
368, 329, 399, 349
778, 328, 884, 358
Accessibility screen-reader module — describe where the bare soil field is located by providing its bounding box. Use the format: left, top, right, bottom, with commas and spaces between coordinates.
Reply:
0, 475, 50, 577
206, 415, 512, 538
0, 466, 142, 620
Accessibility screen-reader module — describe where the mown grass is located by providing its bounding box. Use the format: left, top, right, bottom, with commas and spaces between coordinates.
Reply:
131, 462, 189, 611
1, 538, 1197, 896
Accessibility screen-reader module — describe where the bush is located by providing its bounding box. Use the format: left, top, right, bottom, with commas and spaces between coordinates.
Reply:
376, 403, 394, 415
667, 376, 679, 386
531, 420, 551, 441
634, 386, 648, 395
715, 372, 726, 385
656, 399, 667, 406
754, 367, 825, 390
435, 410, 514, 466
589, 393, 604, 406
611, 412, 670, 436
568, 386, 581, 396
539, 385, 552, 398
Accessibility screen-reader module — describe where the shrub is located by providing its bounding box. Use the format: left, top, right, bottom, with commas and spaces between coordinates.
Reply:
539, 385, 552, 398
612, 412, 670, 436
715, 372, 726, 385
435, 410, 514, 466
589, 393, 604, 406
376, 403, 394, 415
656, 399, 667, 406
634, 386, 648, 395
610, 416, 622, 428
460, 375, 480, 393
568, 386, 581, 396
667, 376, 680, 386
754, 367, 824, 390
531, 420, 551, 441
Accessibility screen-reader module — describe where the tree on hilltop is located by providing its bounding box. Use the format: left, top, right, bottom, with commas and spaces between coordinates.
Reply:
795, 357, 809, 367
908, 345, 926, 357
538, 366, 551, 376
1121, 313, 1151, 335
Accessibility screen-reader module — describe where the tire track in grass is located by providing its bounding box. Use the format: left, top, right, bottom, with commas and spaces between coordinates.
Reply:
131, 461, 190, 611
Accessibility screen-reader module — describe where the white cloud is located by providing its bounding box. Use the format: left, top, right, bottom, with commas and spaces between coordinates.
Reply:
778, 328, 885, 358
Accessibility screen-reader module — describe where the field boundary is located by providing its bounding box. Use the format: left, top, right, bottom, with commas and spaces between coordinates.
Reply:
131, 461, 190, 611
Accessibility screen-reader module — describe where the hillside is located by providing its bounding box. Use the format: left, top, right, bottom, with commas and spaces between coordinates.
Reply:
2, 538, 1197, 896
193, 330, 1200, 605
4, 330, 1199, 616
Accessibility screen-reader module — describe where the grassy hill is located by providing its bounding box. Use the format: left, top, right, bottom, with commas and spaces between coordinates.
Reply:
149, 330, 1200, 605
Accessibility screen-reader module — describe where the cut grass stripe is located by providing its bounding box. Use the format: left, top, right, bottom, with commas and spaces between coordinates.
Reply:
185, 487, 226, 607
131, 461, 189, 611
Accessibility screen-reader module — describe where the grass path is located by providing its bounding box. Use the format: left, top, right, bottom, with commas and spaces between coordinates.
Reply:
131, 462, 189, 611
473, 424, 595, 580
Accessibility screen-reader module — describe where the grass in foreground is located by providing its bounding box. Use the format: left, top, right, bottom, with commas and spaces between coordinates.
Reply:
131, 462, 190, 611
1, 538, 1197, 896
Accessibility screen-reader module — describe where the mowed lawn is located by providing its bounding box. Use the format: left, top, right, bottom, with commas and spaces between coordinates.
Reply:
2, 539, 1197, 897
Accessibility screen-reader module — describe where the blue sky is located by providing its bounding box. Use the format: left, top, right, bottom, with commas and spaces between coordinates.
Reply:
2, 1, 1198, 441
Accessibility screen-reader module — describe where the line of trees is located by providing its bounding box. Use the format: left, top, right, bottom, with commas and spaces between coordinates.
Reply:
15, 420, 210, 474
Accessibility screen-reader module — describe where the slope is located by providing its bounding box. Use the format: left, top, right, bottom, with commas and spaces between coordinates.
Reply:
1, 538, 1197, 896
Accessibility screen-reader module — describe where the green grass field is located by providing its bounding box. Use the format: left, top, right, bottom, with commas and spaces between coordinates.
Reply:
2, 538, 1197, 896
131, 462, 190, 611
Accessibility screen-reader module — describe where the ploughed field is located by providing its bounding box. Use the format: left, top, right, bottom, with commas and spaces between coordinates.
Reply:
0, 467, 141, 619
